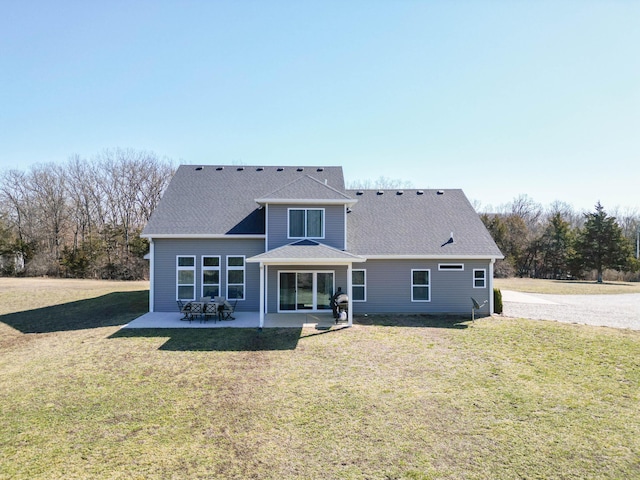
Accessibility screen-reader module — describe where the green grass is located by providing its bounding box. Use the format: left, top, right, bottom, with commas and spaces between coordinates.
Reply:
495, 277, 640, 295
1, 279, 639, 479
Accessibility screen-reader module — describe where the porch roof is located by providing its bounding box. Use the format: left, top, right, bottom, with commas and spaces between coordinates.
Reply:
246, 239, 366, 264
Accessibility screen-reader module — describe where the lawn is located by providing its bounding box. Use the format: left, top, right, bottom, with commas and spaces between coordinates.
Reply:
1, 278, 639, 479
495, 277, 640, 295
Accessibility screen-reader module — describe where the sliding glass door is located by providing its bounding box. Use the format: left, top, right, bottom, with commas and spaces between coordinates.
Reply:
278, 271, 334, 312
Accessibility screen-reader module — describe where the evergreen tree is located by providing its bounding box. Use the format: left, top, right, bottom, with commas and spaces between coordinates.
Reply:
573, 203, 633, 282
536, 212, 575, 279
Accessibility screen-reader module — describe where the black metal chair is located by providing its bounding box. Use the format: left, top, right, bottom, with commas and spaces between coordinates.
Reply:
203, 302, 219, 323
221, 299, 236, 320
177, 300, 191, 321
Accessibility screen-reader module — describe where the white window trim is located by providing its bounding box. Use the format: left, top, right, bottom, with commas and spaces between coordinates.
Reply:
411, 268, 431, 302
176, 255, 196, 301
287, 207, 325, 239
352, 269, 366, 302
277, 270, 335, 313
438, 263, 464, 271
473, 268, 487, 288
227, 255, 246, 301
201, 255, 221, 299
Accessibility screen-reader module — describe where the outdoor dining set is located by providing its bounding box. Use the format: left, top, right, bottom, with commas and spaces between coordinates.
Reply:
177, 296, 236, 323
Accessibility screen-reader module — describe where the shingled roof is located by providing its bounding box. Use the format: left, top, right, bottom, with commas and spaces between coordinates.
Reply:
142, 165, 345, 236
247, 239, 365, 263
346, 189, 503, 258
142, 165, 503, 259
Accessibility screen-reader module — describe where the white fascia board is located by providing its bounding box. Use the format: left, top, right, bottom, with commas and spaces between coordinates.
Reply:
246, 258, 366, 265
255, 198, 358, 206
362, 254, 504, 260
141, 234, 266, 239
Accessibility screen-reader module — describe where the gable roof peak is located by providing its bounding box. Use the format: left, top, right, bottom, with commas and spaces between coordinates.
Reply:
256, 174, 356, 205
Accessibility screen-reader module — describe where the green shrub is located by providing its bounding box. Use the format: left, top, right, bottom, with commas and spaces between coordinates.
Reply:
494, 288, 503, 314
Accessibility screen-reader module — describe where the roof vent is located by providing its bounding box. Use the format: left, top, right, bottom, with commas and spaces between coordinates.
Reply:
356, 191, 364, 196
237, 167, 244, 171
417, 190, 424, 195
256, 167, 264, 171
297, 167, 304, 172
216, 167, 224, 171
195, 166, 203, 171
377, 190, 384, 195
277, 167, 284, 171
437, 190, 444, 195
396, 190, 404, 195
316, 167, 324, 172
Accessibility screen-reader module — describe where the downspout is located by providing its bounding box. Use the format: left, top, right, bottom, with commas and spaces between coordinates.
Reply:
344, 204, 348, 250
347, 262, 353, 326
149, 239, 155, 313
489, 258, 495, 314
264, 204, 269, 252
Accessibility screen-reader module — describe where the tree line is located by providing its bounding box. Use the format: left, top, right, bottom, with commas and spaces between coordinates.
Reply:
0, 149, 174, 280
480, 195, 639, 282
1, 164, 638, 282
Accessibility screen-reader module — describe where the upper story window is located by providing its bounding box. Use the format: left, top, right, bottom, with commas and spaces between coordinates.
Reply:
288, 208, 324, 238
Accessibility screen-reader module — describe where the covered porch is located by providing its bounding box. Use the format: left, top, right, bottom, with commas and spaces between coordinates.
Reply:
124, 311, 341, 329
246, 240, 366, 328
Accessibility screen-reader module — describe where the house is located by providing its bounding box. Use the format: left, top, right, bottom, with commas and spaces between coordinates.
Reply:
141, 165, 503, 327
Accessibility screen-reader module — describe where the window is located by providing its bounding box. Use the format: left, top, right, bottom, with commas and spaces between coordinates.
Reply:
202, 256, 220, 298
411, 269, 430, 302
438, 263, 464, 271
227, 256, 245, 300
288, 208, 324, 238
473, 269, 486, 288
352, 269, 366, 302
176, 255, 196, 301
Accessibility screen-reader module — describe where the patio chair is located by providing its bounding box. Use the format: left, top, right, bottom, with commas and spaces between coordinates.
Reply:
188, 301, 204, 322
221, 299, 236, 320
177, 300, 192, 321
203, 301, 220, 323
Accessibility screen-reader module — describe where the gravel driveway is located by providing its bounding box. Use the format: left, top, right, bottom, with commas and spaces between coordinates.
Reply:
502, 290, 640, 330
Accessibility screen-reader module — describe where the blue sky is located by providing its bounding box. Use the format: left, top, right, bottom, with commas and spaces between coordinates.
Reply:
1, 1, 638, 212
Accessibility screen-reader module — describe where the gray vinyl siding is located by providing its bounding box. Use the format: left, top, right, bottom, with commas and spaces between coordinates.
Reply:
267, 204, 345, 250
266, 265, 348, 313
152, 238, 264, 312
351, 259, 492, 315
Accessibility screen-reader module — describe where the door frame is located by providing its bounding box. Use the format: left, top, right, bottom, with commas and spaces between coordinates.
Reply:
277, 270, 335, 313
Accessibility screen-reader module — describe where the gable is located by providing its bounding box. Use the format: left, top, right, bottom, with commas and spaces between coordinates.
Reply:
256, 175, 354, 204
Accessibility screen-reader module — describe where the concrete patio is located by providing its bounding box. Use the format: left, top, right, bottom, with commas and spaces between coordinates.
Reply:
123, 311, 340, 329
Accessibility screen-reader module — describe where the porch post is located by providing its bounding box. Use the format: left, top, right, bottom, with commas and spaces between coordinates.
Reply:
259, 263, 265, 328
347, 262, 353, 327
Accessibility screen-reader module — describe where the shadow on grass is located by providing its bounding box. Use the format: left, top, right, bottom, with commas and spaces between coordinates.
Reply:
0, 290, 149, 334
109, 327, 302, 351
354, 314, 470, 329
